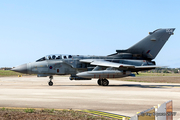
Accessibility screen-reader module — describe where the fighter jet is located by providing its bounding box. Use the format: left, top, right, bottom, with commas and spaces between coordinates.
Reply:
11, 28, 175, 86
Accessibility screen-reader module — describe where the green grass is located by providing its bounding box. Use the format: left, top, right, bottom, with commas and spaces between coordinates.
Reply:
0, 70, 26, 77
24, 108, 35, 113
0, 108, 6, 111
41, 108, 55, 113
136, 72, 180, 77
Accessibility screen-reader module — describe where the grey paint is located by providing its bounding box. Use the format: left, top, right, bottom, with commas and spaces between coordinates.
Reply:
11, 28, 175, 85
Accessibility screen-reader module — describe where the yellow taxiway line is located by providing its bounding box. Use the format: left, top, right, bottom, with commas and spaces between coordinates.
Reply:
80, 109, 130, 120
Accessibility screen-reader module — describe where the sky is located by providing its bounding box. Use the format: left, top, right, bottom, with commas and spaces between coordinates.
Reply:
0, 0, 180, 68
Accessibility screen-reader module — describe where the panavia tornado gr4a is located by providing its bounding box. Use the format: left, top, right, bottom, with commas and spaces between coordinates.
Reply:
12, 28, 175, 86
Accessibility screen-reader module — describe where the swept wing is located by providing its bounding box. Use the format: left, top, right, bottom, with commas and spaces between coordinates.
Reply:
80, 59, 160, 70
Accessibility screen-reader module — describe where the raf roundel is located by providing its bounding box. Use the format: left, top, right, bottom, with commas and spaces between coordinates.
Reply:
49, 66, 53, 69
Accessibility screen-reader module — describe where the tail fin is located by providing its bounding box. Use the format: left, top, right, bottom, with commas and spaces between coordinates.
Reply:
123, 28, 175, 60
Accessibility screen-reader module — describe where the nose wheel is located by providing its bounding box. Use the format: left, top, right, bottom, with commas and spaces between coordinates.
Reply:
97, 79, 109, 86
48, 76, 53, 86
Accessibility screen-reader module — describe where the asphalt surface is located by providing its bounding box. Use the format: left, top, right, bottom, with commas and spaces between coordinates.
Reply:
0, 76, 180, 119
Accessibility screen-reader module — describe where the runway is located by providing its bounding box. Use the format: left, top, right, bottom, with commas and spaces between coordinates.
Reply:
0, 76, 180, 119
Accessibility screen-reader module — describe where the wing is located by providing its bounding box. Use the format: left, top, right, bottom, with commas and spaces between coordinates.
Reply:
80, 59, 160, 71
80, 59, 135, 68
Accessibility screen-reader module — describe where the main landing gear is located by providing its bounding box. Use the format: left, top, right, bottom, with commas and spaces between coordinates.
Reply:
97, 79, 109, 86
48, 76, 53, 86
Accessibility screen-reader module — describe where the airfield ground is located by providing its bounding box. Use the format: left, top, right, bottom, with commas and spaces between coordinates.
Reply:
0, 108, 112, 120
0, 75, 180, 119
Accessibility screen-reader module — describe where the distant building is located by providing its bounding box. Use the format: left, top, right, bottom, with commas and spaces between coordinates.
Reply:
0, 67, 12, 70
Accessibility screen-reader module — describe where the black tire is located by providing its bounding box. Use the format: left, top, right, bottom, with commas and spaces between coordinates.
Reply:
69, 77, 73, 80
97, 79, 102, 86
48, 81, 53, 86
102, 79, 109, 86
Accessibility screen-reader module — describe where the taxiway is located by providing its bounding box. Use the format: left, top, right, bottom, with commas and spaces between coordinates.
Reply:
0, 76, 180, 119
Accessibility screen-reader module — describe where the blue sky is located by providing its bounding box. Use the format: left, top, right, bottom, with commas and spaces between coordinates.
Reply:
0, 0, 180, 68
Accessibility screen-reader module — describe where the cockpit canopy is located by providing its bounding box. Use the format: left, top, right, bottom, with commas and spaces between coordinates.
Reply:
36, 54, 73, 62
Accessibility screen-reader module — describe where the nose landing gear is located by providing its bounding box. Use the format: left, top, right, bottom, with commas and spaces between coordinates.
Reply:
48, 76, 53, 86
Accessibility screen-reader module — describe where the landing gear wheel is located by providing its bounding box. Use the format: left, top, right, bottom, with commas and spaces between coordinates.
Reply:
48, 81, 53, 86
102, 79, 109, 86
48, 76, 53, 86
97, 79, 102, 86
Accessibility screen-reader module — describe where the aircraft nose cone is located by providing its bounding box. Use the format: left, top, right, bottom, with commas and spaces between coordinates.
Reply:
11, 64, 28, 74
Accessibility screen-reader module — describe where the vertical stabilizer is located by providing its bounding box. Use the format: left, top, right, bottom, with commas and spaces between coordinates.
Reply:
126, 28, 175, 60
